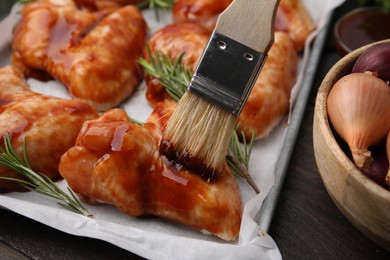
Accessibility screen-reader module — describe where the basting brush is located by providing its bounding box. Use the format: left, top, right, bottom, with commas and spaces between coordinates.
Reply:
161, 0, 280, 176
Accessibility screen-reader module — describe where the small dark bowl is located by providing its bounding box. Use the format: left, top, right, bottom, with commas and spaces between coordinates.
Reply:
333, 7, 390, 56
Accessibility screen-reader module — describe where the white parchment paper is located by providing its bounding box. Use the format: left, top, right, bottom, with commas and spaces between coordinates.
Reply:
0, 1, 344, 259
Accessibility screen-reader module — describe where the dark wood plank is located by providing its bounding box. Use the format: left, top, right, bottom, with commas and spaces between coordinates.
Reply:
269, 103, 389, 259
0, 240, 30, 260
0, 209, 143, 260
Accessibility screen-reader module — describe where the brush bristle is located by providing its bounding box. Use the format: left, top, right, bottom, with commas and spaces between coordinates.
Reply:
163, 92, 237, 170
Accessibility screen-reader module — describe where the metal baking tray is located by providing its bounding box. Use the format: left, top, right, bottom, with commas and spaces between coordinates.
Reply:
256, 11, 334, 231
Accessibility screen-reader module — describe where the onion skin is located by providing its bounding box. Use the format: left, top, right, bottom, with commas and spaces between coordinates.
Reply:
352, 42, 390, 83
360, 145, 389, 190
327, 73, 390, 169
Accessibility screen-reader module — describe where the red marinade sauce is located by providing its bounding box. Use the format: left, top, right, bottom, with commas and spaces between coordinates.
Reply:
335, 8, 390, 55
159, 139, 220, 183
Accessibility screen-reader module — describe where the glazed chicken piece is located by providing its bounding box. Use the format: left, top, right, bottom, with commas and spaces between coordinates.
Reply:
11, 0, 80, 80
237, 32, 298, 140
59, 102, 242, 241
172, 0, 232, 32
74, 0, 143, 11
143, 25, 298, 140
12, 0, 147, 110
276, 0, 315, 50
144, 23, 210, 107
172, 0, 315, 50
0, 66, 98, 192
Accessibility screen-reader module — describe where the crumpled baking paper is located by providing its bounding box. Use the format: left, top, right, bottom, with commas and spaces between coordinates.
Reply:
0, 1, 344, 259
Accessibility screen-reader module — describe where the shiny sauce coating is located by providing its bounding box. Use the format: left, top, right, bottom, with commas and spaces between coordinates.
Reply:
159, 139, 220, 183
0, 66, 98, 192
59, 104, 242, 240
12, 2, 147, 110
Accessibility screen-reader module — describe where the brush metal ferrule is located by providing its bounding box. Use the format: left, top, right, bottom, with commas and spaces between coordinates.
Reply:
188, 31, 267, 115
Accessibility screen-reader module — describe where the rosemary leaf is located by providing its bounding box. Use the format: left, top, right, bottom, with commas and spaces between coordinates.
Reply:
0, 177, 32, 187
0, 134, 92, 217
227, 130, 260, 194
139, 49, 260, 193
137, 0, 174, 9
18, 0, 36, 4
138, 46, 190, 102
130, 117, 144, 126
136, 0, 174, 20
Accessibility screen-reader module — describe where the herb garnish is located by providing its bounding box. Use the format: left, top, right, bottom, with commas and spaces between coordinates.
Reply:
227, 128, 260, 194
136, 0, 175, 9
18, 0, 36, 4
138, 46, 190, 102
136, 0, 175, 20
358, 0, 390, 11
0, 134, 92, 217
138, 48, 260, 193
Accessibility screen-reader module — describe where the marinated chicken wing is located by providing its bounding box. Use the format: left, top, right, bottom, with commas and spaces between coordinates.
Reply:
276, 0, 315, 50
74, 0, 142, 11
144, 23, 210, 106
11, 0, 82, 80
172, 0, 232, 32
0, 66, 98, 192
12, 0, 147, 110
59, 102, 242, 241
172, 0, 314, 50
143, 26, 298, 139
237, 32, 298, 140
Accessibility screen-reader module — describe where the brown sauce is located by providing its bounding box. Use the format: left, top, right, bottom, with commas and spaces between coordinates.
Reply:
335, 8, 390, 55
46, 11, 106, 73
159, 156, 189, 187
47, 14, 76, 69
111, 124, 130, 152
159, 139, 220, 183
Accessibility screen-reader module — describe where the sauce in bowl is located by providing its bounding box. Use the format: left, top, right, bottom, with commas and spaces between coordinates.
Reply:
334, 7, 390, 56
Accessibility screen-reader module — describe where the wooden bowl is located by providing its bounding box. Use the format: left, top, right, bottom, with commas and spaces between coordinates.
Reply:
313, 39, 390, 250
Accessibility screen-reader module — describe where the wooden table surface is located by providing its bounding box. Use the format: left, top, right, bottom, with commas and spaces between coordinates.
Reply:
0, 1, 389, 259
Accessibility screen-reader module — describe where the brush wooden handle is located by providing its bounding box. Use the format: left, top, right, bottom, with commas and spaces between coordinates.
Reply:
215, 0, 280, 53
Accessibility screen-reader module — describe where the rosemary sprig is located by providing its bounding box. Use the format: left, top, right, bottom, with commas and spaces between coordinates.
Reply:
129, 117, 144, 126
226, 129, 260, 194
136, 0, 175, 20
18, 0, 36, 4
0, 134, 92, 217
358, 0, 390, 11
136, 0, 174, 9
138, 46, 190, 102
138, 49, 260, 193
